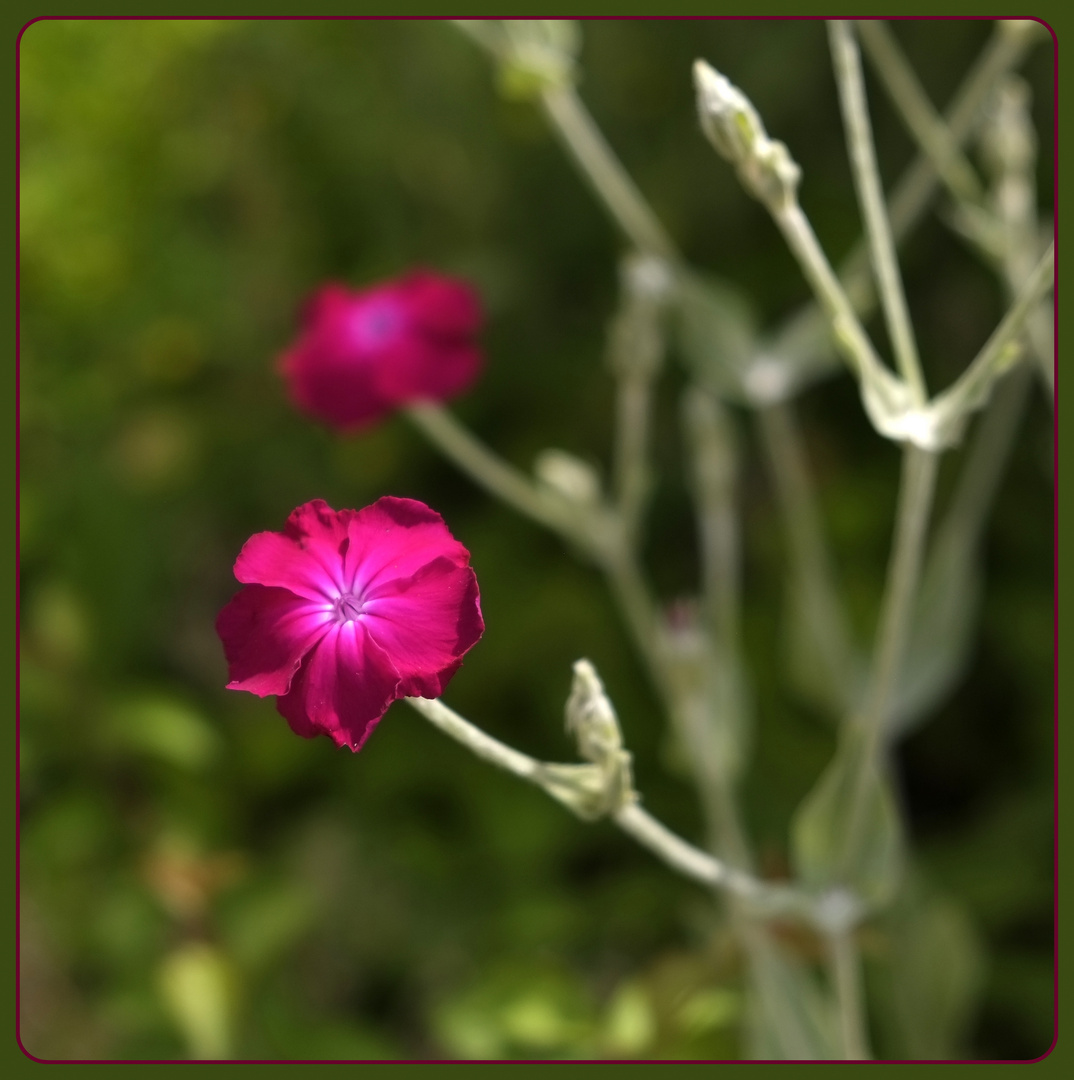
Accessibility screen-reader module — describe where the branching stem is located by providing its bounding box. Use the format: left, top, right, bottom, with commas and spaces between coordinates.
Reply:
857, 20, 984, 206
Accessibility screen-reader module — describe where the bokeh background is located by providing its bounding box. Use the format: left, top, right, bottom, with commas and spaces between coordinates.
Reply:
18, 18, 1053, 1061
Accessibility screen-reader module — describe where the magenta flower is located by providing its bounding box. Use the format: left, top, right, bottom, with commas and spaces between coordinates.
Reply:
279, 270, 484, 431
216, 497, 484, 751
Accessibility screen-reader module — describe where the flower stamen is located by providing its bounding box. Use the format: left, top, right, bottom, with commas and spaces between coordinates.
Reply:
334, 593, 365, 623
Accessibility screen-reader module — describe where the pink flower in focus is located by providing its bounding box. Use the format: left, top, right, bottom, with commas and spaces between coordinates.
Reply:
279, 271, 483, 431
216, 498, 484, 751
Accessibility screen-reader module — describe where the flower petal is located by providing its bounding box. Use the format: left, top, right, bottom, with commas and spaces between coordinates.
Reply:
376, 340, 483, 405
275, 621, 402, 751
401, 271, 483, 338
216, 585, 332, 697
279, 341, 395, 432
343, 496, 472, 595
364, 557, 484, 698
234, 500, 361, 601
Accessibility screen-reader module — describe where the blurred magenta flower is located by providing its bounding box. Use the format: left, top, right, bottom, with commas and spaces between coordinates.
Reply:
279, 271, 484, 431
216, 497, 484, 751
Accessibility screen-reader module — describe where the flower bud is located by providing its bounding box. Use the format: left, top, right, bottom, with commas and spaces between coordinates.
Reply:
607, 253, 673, 381
558, 659, 635, 817
498, 20, 580, 99
535, 448, 602, 506
621, 252, 675, 306
693, 60, 802, 210
565, 659, 624, 765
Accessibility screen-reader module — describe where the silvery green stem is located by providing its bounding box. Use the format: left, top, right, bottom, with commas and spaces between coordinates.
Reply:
767, 20, 1038, 363
757, 401, 861, 715
664, 392, 756, 864
613, 803, 809, 921
829, 21, 926, 406
863, 446, 939, 741
405, 695, 809, 917
406, 695, 543, 781
826, 926, 871, 1059
936, 362, 1034, 567
773, 199, 907, 418
838, 446, 938, 882
607, 550, 660, 653
608, 254, 673, 539
856, 20, 984, 206
611, 802, 745, 895
985, 75, 1054, 400
927, 242, 1053, 425
540, 83, 679, 262
682, 387, 740, 647
405, 402, 608, 557
688, 59, 897, 407
680, 406, 754, 855
613, 367, 655, 535
884, 19, 1040, 248
405, 407, 672, 727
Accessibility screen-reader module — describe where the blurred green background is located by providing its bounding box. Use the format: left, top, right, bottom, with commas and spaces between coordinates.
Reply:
18, 18, 1053, 1061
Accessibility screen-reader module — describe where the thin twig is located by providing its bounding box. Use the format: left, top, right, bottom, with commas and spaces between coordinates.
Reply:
857, 20, 984, 206
768, 21, 1039, 361
829, 20, 926, 405
839, 445, 939, 879
773, 200, 903, 406
683, 387, 740, 648
607, 255, 671, 539
404, 695, 808, 918
827, 927, 872, 1059
930, 242, 1053, 419
404, 401, 605, 554
863, 446, 940, 742
540, 83, 679, 262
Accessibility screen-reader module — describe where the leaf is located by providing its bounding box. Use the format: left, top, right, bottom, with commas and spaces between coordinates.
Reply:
105, 692, 221, 771
784, 573, 866, 722
745, 930, 841, 1060
158, 942, 236, 1060
874, 879, 987, 1059
676, 272, 847, 405
886, 523, 982, 737
791, 731, 904, 907
674, 273, 760, 403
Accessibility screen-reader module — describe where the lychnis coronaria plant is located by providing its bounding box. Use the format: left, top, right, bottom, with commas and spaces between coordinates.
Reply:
213, 17, 1053, 1063
216, 497, 484, 751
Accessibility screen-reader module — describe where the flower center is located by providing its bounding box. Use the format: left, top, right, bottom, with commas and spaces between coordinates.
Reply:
334, 593, 365, 623
346, 299, 402, 349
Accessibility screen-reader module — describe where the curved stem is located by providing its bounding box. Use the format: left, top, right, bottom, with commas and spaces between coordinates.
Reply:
540, 83, 679, 262
405, 695, 810, 919
404, 402, 585, 544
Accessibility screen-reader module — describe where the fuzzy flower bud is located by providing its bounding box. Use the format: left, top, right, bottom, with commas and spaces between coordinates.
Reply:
693, 60, 802, 210
621, 252, 676, 306
534, 449, 602, 506
559, 659, 635, 817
